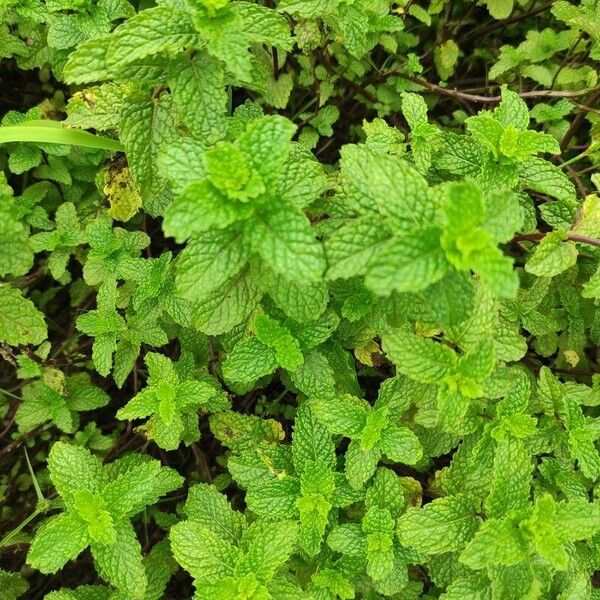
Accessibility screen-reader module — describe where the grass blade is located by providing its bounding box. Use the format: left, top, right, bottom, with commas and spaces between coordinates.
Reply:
0, 120, 123, 151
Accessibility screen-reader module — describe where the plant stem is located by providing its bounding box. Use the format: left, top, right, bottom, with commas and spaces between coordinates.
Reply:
513, 232, 600, 248
560, 89, 600, 152
0, 508, 42, 549
381, 72, 600, 104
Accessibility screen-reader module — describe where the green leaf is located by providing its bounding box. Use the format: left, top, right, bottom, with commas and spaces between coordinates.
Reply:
101, 453, 184, 517
485, 437, 532, 518
0, 569, 28, 600
63, 35, 112, 84
192, 268, 261, 335
47, 442, 102, 506
345, 440, 381, 489
245, 477, 300, 520
252, 201, 325, 285
176, 228, 250, 298
222, 336, 278, 385
120, 92, 174, 213
238, 115, 297, 189
366, 530, 394, 580
254, 314, 304, 372
0, 285, 47, 346
518, 158, 576, 202
292, 403, 336, 476
401, 92, 428, 130
91, 520, 147, 598
382, 329, 457, 384
494, 86, 530, 130
74, 489, 116, 545
276, 144, 327, 209
554, 499, 600, 541
397, 495, 481, 554
434, 39, 459, 80
169, 52, 228, 147
525, 231, 578, 277
484, 0, 514, 19
28, 512, 90, 573
441, 181, 518, 297
328, 524, 365, 556
311, 395, 369, 437
379, 426, 423, 464
365, 228, 449, 295
326, 216, 392, 281
260, 268, 328, 322
105, 6, 200, 70
239, 519, 298, 580
459, 516, 528, 569
117, 353, 222, 450
170, 520, 239, 582
339, 145, 433, 232
183, 484, 245, 543
0, 200, 33, 278
232, 2, 293, 51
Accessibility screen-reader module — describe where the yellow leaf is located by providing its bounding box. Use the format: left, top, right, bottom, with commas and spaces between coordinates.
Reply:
104, 166, 142, 222
355, 340, 381, 366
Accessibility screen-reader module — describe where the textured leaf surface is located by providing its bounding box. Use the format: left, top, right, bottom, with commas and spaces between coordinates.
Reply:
397, 495, 481, 554
0, 285, 47, 346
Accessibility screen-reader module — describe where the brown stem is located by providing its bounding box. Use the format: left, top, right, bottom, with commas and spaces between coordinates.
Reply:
381, 72, 600, 103
551, 155, 589, 199
564, 163, 589, 199
461, 2, 553, 44
560, 89, 600, 152
513, 232, 600, 248
272, 47, 280, 81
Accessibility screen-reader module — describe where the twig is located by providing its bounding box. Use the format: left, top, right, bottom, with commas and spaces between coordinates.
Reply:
461, 2, 553, 43
564, 163, 589, 199
0, 424, 49, 457
560, 89, 600, 152
550, 33, 585, 90
513, 232, 600, 247
551, 155, 589, 199
382, 72, 600, 103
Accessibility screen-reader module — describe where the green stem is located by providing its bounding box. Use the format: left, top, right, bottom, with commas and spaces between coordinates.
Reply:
559, 151, 590, 168
0, 498, 62, 549
0, 387, 22, 401
24, 448, 45, 505
0, 509, 42, 549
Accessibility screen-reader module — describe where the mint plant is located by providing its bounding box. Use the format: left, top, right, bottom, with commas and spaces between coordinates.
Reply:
171, 483, 299, 598
27, 443, 182, 597
116, 351, 229, 450
1, 0, 600, 598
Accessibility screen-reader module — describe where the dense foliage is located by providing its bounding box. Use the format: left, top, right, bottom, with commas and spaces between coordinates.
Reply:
1, 0, 600, 598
